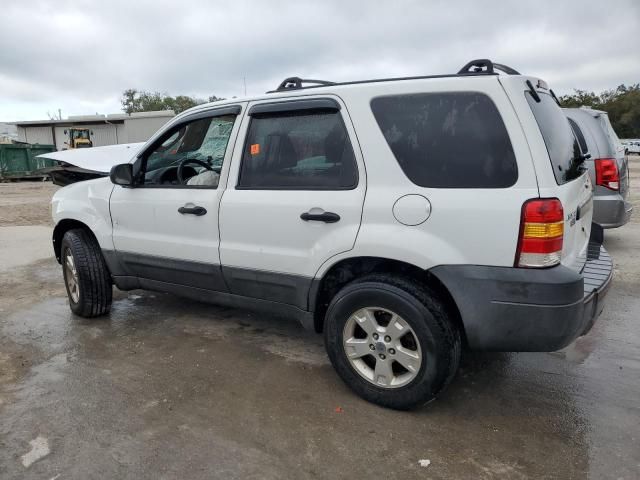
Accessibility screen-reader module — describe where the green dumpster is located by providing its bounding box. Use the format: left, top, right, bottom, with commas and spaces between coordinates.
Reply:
0, 143, 57, 180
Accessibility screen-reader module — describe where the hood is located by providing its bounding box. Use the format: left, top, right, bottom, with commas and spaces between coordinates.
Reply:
36, 142, 145, 186
37, 142, 145, 173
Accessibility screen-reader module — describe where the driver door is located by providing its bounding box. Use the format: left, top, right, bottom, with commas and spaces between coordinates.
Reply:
109, 105, 243, 291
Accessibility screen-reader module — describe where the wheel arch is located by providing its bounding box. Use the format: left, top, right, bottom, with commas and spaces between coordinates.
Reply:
309, 256, 466, 344
53, 219, 99, 263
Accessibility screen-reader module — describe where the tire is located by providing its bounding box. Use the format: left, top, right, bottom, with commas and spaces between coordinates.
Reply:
60, 229, 112, 317
324, 274, 461, 410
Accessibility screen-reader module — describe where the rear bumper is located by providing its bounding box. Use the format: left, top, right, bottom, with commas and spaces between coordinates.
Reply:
594, 194, 633, 229
430, 229, 613, 352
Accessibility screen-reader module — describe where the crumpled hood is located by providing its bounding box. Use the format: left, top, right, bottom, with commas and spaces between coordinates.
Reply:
36, 142, 144, 173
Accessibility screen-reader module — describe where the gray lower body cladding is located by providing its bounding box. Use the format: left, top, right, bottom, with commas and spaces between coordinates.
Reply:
101, 229, 612, 353
431, 241, 612, 352
593, 193, 633, 229
101, 250, 314, 329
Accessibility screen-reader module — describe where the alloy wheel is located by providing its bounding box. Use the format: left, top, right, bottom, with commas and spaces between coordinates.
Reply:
342, 307, 422, 388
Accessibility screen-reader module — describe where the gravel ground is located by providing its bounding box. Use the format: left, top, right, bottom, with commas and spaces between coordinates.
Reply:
0, 181, 59, 227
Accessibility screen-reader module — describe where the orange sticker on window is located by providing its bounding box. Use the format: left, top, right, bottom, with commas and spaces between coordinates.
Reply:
250, 144, 260, 155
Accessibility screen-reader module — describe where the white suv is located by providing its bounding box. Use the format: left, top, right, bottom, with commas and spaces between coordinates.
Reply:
51, 59, 612, 409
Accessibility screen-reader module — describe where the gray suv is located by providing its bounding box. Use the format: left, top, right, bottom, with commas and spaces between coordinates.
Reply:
564, 107, 632, 228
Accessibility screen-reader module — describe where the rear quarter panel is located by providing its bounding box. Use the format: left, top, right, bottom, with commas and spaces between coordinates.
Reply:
316, 76, 540, 277
500, 77, 592, 271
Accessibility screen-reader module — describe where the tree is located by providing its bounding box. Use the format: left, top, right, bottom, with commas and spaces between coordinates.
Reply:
138, 91, 166, 111
121, 89, 141, 114
120, 90, 225, 115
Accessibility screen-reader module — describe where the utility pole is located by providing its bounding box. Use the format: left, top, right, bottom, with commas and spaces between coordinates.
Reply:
243, 76, 247, 96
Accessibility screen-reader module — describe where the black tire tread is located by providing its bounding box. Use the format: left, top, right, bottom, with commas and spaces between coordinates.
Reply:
324, 273, 461, 409
61, 229, 112, 317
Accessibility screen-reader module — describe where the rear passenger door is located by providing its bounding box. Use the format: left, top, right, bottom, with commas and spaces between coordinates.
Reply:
219, 97, 365, 309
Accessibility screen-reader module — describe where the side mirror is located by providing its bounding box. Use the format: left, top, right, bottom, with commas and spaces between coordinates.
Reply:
110, 163, 134, 186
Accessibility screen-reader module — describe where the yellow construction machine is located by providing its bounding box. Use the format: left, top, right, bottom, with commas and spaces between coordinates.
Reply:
64, 127, 93, 149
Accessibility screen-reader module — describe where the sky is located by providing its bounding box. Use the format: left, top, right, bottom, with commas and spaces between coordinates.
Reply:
1, 0, 639, 121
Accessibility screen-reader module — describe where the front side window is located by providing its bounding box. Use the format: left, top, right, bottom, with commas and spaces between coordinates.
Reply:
371, 92, 518, 188
237, 109, 358, 189
141, 114, 236, 187
526, 92, 583, 185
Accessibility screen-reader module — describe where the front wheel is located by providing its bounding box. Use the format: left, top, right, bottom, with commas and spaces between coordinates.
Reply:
324, 274, 461, 410
61, 229, 112, 317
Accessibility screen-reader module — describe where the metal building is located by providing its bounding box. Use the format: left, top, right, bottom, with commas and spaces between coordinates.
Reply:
12, 111, 175, 150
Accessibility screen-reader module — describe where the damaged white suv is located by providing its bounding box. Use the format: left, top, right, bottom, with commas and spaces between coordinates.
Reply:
50, 59, 612, 409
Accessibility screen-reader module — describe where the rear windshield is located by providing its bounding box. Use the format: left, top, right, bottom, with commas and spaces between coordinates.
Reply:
371, 92, 518, 188
526, 92, 583, 184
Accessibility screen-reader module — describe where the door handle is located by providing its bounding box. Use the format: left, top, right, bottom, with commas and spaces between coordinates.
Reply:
178, 205, 207, 216
300, 211, 340, 223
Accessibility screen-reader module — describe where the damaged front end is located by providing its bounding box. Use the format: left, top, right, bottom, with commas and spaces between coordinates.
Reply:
43, 163, 108, 186
36, 142, 144, 186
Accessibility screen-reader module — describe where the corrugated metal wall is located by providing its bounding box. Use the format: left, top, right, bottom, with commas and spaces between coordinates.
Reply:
54, 126, 67, 150
17, 115, 173, 150
17, 127, 27, 142
116, 123, 126, 144
89, 125, 117, 147
124, 117, 172, 143
54, 125, 117, 149
20, 126, 54, 145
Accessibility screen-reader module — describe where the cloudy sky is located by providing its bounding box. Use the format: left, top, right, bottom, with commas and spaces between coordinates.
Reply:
1, 0, 639, 121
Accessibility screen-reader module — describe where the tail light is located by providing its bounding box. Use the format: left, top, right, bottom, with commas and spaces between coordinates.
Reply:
515, 198, 564, 268
594, 158, 619, 191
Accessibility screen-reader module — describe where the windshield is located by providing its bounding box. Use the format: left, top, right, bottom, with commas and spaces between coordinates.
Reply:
72, 130, 90, 140
526, 92, 583, 185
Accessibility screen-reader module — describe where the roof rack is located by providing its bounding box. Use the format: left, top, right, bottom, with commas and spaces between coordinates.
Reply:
275, 77, 335, 91
268, 59, 521, 93
457, 59, 520, 75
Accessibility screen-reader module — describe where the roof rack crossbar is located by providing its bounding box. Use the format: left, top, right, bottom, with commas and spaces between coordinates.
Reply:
457, 59, 520, 76
275, 77, 335, 91
265, 59, 522, 94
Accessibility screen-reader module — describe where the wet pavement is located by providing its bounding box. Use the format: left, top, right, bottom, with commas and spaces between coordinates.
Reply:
1, 164, 639, 479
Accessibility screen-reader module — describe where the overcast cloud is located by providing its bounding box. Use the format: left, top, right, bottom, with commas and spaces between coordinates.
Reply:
1, 0, 639, 121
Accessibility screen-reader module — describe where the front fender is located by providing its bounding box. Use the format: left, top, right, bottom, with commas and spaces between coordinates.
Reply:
51, 177, 115, 251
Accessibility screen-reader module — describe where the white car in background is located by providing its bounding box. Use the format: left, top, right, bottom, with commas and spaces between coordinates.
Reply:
622, 140, 640, 155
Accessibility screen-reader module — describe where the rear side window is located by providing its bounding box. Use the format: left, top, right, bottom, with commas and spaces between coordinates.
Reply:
238, 110, 357, 189
526, 92, 583, 184
370, 92, 517, 188
567, 118, 589, 154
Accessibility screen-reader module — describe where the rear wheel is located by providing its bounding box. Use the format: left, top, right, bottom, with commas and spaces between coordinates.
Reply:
324, 274, 460, 410
61, 229, 112, 317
